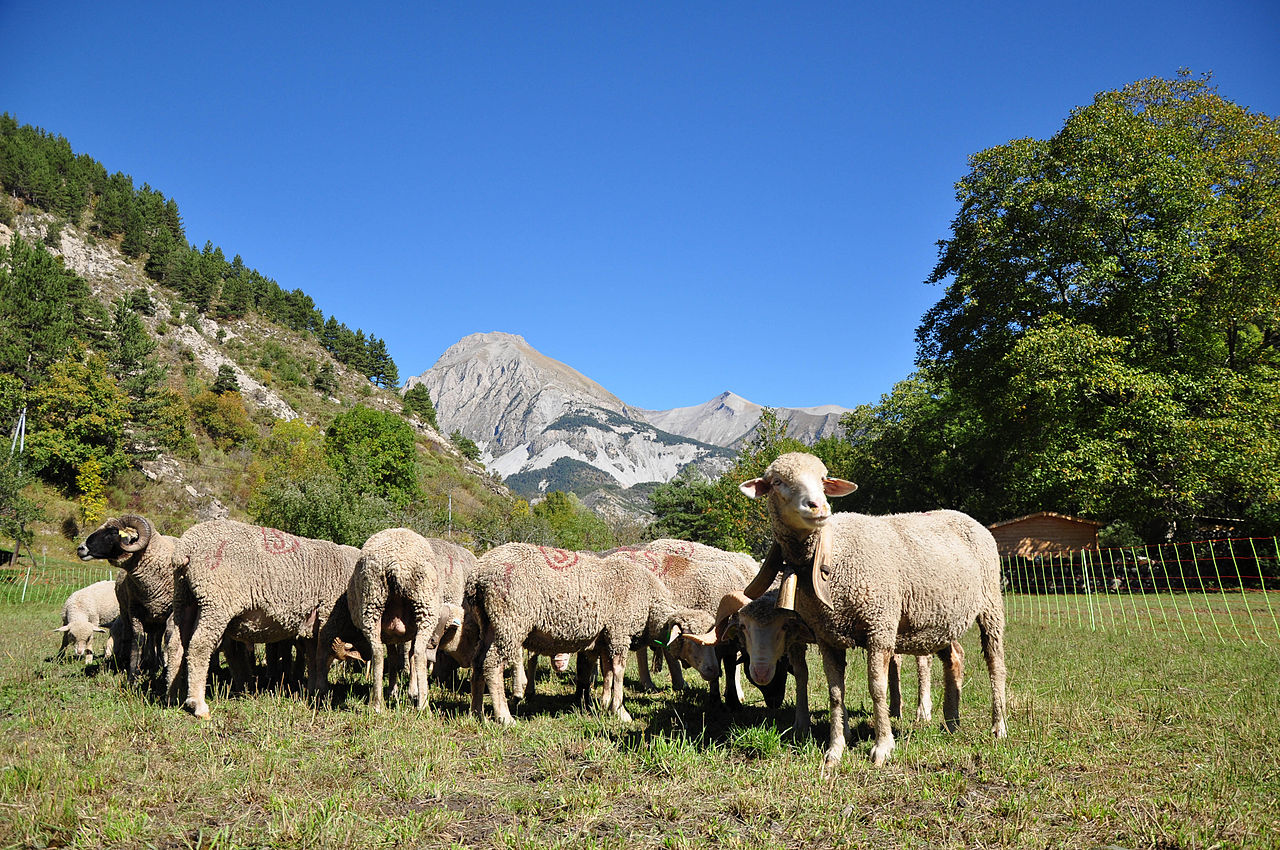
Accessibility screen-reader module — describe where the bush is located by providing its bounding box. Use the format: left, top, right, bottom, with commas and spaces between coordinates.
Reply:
190, 390, 257, 451
451, 430, 481, 462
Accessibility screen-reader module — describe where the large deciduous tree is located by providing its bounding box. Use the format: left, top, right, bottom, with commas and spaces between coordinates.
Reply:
913, 72, 1280, 538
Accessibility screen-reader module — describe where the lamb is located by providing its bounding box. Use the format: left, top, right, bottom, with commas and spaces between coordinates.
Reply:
723, 587, 942, 739
693, 452, 1007, 767
314, 528, 472, 712
466, 543, 716, 725
608, 539, 758, 708
76, 515, 178, 679
54, 579, 120, 664
165, 519, 361, 718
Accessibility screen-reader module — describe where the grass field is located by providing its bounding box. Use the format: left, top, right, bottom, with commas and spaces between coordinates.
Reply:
2, 601, 1277, 849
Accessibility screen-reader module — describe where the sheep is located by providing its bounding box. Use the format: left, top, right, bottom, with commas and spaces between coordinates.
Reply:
692, 452, 1007, 767
54, 579, 120, 664
608, 539, 758, 708
76, 515, 178, 679
722, 587, 942, 740
315, 528, 472, 712
466, 543, 716, 725
165, 519, 361, 718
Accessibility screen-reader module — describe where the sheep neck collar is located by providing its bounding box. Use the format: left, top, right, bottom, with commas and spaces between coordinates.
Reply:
775, 524, 835, 609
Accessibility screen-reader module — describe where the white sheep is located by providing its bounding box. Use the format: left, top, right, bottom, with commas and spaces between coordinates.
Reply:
165, 519, 361, 718
608, 539, 757, 708
325, 528, 470, 712
466, 543, 715, 725
76, 515, 178, 679
54, 579, 120, 664
694, 452, 1007, 767
722, 587, 941, 739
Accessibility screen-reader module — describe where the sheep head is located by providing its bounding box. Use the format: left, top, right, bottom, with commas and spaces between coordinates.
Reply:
733, 591, 815, 687
739, 453, 855, 608
76, 515, 155, 564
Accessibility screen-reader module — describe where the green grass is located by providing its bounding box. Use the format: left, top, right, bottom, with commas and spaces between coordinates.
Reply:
1, 601, 1277, 849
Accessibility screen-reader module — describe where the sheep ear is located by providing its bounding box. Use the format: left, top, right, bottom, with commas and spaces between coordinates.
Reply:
94, 626, 109, 633
667, 624, 681, 646
823, 478, 857, 497
787, 619, 816, 643
739, 477, 771, 499
53, 625, 71, 633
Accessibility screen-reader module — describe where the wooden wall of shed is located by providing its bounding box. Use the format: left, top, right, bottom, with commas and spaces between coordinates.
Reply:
990, 516, 1099, 557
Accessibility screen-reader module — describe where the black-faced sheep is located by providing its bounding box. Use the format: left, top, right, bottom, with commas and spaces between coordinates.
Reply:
165, 519, 361, 718
466, 543, 715, 725
694, 452, 1007, 767
54, 579, 120, 664
76, 515, 177, 679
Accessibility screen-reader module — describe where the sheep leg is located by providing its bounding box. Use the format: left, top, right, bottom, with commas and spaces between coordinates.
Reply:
866, 645, 896, 766
789, 644, 810, 741
164, 606, 195, 704
574, 651, 598, 709
820, 643, 849, 768
409, 598, 437, 711
888, 654, 903, 719
484, 634, 517, 725
182, 607, 232, 719
127, 615, 146, 680
512, 652, 529, 702
519, 652, 538, 700
721, 648, 743, 711
635, 645, 656, 692
916, 655, 933, 723
938, 641, 965, 733
977, 606, 1009, 739
664, 646, 687, 691
605, 648, 631, 723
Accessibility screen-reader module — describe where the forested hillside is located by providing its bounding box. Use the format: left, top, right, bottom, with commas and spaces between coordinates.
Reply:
0, 115, 632, 561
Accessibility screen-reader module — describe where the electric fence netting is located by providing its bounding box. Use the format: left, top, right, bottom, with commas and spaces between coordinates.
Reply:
1001, 537, 1280, 647
0, 549, 119, 605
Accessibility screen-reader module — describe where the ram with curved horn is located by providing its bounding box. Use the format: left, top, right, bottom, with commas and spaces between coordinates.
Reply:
77, 515, 180, 679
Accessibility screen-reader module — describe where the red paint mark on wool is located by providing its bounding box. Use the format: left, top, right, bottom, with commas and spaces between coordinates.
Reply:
539, 547, 579, 571
206, 540, 228, 571
261, 526, 301, 555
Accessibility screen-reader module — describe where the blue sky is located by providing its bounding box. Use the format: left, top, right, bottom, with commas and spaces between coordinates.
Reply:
3, 1, 1278, 411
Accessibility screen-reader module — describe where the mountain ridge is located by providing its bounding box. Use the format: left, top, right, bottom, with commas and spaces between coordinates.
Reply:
407, 332, 851, 505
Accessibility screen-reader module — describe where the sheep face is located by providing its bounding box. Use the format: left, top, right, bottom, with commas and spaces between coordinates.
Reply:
77, 516, 153, 564
739, 453, 856, 534
734, 596, 814, 686
670, 636, 720, 682
55, 622, 108, 661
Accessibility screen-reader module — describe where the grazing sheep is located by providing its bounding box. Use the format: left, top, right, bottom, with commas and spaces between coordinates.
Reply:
694, 452, 1007, 767
467, 543, 716, 725
722, 587, 940, 739
165, 519, 361, 718
323, 528, 471, 712
609, 539, 757, 708
54, 580, 120, 664
76, 515, 178, 679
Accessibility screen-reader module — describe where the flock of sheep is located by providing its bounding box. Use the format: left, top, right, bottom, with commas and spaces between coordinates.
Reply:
58, 451, 1008, 767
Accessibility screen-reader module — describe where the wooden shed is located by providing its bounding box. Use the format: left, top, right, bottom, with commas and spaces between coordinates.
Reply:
987, 511, 1103, 558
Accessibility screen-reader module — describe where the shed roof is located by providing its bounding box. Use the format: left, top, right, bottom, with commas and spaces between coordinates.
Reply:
987, 511, 1104, 531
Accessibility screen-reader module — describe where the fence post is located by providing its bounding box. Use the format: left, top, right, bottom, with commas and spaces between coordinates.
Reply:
19, 547, 32, 603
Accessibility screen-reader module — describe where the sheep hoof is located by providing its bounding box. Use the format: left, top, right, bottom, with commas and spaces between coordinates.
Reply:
821, 750, 843, 775
992, 720, 1008, 739
869, 741, 893, 766
617, 707, 633, 723
183, 699, 210, 719
916, 705, 933, 723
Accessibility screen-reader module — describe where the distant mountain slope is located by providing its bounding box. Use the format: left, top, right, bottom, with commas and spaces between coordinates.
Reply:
407, 333, 850, 509
407, 333, 733, 496
639, 391, 850, 449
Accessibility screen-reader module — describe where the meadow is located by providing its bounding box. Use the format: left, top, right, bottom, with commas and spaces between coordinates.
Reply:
1, 599, 1277, 849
